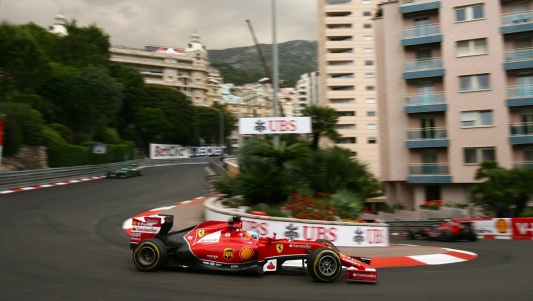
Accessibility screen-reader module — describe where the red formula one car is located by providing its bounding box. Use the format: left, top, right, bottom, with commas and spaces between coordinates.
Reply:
129, 215, 377, 283
406, 219, 477, 242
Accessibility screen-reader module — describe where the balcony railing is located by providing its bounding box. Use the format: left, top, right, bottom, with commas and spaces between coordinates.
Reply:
404, 58, 442, 72
403, 24, 440, 39
505, 47, 533, 62
502, 11, 533, 26
513, 161, 533, 169
408, 163, 449, 175
510, 122, 533, 136
507, 85, 533, 98
405, 92, 445, 106
407, 127, 447, 140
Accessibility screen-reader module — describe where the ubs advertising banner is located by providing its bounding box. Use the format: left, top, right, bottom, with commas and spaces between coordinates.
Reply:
150, 144, 225, 159
239, 117, 312, 135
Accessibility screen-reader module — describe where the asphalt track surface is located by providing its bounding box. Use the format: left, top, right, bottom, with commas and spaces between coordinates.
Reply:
1, 164, 533, 301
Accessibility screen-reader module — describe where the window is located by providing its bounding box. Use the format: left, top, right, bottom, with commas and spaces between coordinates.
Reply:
362, 0, 371, 4
368, 137, 377, 144
461, 110, 493, 127
363, 23, 372, 29
455, 4, 484, 22
365, 98, 376, 104
457, 38, 487, 57
336, 124, 356, 130
464, 147, 495, 164
331, 86, 354, 91
336, 137, 356, 144
329, 73, 354, 78
329, 60, 354, 66
365, 73, 374, 78
363, 11, 371, 16
330, 98, 355, 104
365, 60, 374, 66
367, 124, 377, 130
364, 48, 374, 53
459, 74, 490, 92
338, 111, 356, 116
363, 35, 373, 41
366, 85, 375, 91
367, 111, 376, 117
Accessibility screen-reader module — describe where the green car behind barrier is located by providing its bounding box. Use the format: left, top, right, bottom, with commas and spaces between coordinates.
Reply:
106, 164, 143, 179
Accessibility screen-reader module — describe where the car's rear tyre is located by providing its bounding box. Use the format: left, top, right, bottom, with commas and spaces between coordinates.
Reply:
315, 239, 339, 251
467, 229, 478, 241
407, 230, 416, 240
306, 247, 342, 282
133, 238, 168, 271
441, 229, 454, 242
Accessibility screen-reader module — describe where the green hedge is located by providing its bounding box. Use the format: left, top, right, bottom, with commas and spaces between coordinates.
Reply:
42, 126, 135, 167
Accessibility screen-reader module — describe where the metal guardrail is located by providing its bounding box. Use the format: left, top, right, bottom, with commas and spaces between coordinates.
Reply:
0, 157, 224, 192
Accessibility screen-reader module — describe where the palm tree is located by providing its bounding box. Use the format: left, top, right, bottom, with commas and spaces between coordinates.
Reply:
301, 105, 341, 151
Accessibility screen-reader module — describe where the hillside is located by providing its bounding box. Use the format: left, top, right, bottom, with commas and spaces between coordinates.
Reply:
208, 40, 317, 86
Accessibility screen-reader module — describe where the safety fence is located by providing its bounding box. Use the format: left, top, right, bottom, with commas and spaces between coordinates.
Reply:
0, 157, 225, 192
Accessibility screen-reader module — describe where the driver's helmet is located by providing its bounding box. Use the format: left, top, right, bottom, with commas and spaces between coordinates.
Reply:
244, 229, 259, 239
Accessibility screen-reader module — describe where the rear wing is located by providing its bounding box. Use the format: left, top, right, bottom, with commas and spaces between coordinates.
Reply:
129, 214, 174, 250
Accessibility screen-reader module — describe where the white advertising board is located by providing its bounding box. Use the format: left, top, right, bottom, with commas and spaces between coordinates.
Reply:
205, 210, 389, 247
239, 117, 312, 135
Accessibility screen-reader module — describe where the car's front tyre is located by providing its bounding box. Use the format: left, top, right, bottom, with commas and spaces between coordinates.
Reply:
132, 238, 168, 271
306, 247, 342, 282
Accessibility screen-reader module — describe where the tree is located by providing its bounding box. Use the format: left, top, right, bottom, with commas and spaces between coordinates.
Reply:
70, 65, 123, 139
235, 138, 312, 204
0, 102, 45, 156
194, 105, 235, 145
301, 105, 341, 151
141, 85, 198, 146
108, 63, 146, 140
296, 146, 381, 198
469, 161, 533, 217
59, 21, 111, 67
0, 22, 50, 98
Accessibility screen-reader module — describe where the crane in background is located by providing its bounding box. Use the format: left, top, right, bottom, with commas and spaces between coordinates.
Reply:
245, 19, 285, 117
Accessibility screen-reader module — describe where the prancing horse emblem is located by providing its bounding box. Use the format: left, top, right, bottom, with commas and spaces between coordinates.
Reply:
276, 244, 283, 253
197, 229, 205, 238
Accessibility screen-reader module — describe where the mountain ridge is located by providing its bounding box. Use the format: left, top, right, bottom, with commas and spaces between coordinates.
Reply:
207, 40, 318, 86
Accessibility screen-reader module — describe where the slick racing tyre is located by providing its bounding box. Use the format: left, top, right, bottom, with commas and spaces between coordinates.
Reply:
440, 229, 454, 242
133, 238, 168, 271
315, 239, 340, 252
407, 230, 416, 240
307, 247, 342, 282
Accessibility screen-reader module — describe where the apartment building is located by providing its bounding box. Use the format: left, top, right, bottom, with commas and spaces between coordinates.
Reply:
296, 71, 321, 112
375, 0, 533, 209
109, 33, 222, 105
317, 0, 381, 177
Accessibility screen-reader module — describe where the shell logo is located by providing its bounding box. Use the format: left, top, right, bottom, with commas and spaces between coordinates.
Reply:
239, 247, 254, 261
495, 219, 508, 233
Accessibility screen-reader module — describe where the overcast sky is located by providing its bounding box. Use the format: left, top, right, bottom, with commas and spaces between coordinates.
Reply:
1, 0, 318, 50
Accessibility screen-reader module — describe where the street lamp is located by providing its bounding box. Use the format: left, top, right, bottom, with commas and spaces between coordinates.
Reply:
201, 105, 224, 146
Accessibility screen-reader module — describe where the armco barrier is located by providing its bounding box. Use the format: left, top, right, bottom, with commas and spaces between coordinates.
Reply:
0, 157, 224, 192
204, 197, 390, 247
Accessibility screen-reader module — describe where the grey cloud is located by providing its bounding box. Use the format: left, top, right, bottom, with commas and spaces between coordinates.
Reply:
1, 0, 317, 50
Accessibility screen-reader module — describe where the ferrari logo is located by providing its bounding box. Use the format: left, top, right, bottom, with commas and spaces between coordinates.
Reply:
276, 244, 283, 253
224, 248, 234, 260
197, 229, 205, 238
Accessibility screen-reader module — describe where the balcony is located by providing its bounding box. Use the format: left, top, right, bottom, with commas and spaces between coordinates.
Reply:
509, 122, 533, 144
514, 161, 533, 169
403, 58, 445, 80
406, 127, 449, 148
501, 11, 533, 35
506, 84, 533, 107
504, 48, 533, 71
408, 163, 452, 183
405, 92, 446, 113
399, 0, 440, 14
402, 24, 442, 46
